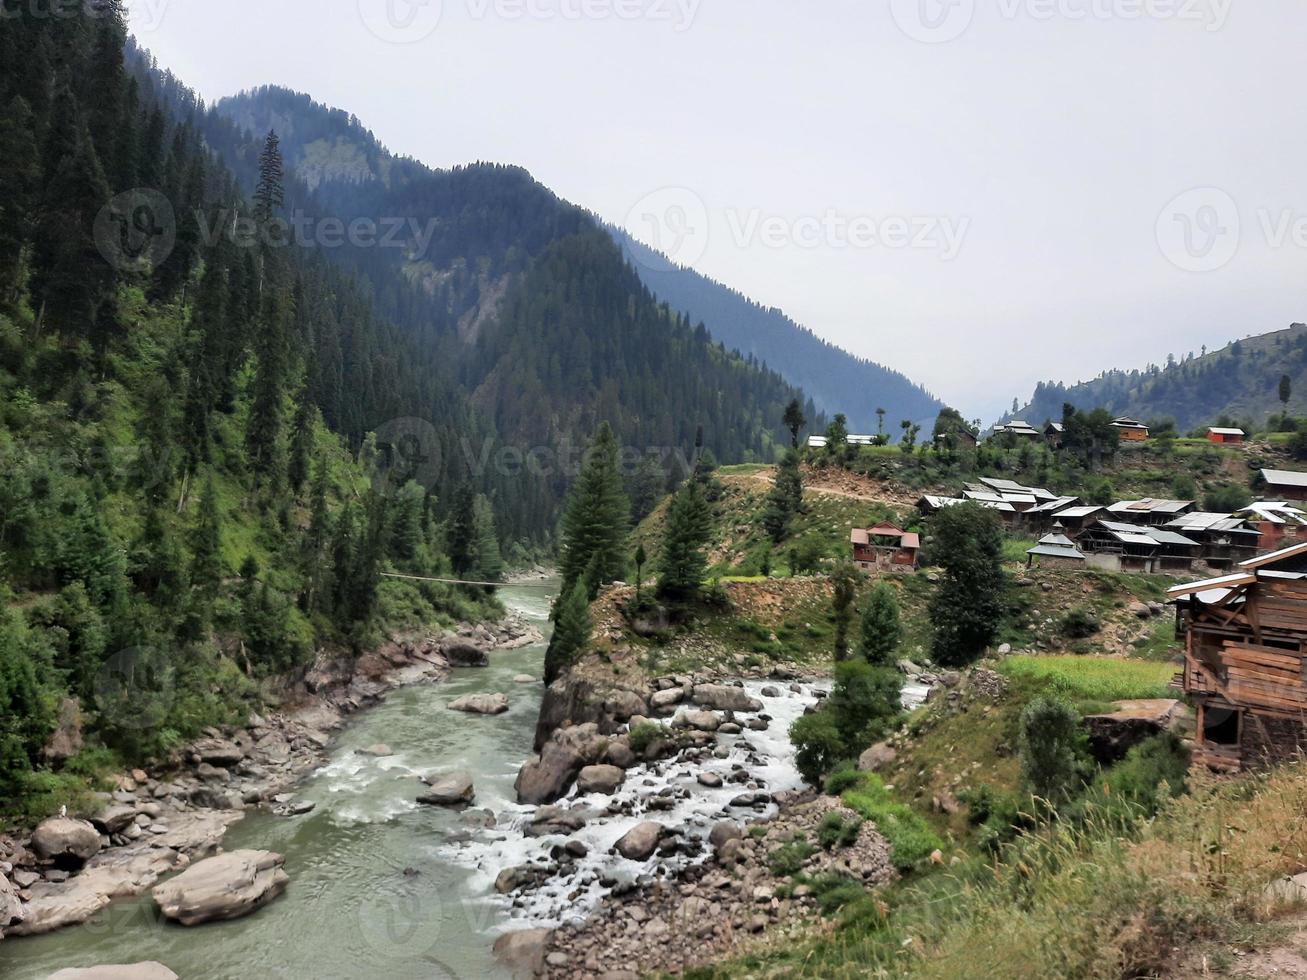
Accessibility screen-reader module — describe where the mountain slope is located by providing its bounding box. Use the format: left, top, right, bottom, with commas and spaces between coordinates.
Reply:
611, 228, 944, 432
1005, 322, 1307, 432
209, 88, 821, 516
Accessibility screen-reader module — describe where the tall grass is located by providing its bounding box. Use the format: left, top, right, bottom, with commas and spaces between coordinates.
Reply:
731, 764, 1307, 978
998, 655, 1175, 702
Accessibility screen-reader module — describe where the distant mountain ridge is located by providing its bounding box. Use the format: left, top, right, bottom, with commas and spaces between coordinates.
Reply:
611, 227, 946, 433
1003, 323, 1307, 433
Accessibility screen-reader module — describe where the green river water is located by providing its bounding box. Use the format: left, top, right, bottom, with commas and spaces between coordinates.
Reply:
2, 581, 557, 980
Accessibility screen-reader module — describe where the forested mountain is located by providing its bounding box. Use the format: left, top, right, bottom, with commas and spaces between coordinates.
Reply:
0, 10, 820, 818
209, 86, 819, 517
1004, 323, 1307, 433
611, 228, 945, 432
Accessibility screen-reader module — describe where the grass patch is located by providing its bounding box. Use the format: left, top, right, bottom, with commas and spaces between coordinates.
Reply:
998, 655, 1174, 702
841, 773, 945, 872
769, 839, 817, 876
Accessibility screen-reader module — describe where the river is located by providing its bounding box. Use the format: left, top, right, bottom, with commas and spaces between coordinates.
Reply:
2, 581, 828, 980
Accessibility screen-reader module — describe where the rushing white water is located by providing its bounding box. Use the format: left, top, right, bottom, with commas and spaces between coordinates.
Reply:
445, 679, 823, 931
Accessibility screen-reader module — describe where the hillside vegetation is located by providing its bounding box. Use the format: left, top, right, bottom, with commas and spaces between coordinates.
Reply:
1009, 321, 1307, 433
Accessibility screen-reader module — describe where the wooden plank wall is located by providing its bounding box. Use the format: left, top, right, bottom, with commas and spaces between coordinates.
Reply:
1222, 640, 1307, 713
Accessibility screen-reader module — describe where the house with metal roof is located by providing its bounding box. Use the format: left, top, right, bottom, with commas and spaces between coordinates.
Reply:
1106, 498, 1196, 525
992, 420, 1042, 440
1169, 542, 1307, 770
1162, 512, 1261, 568
1207, 426, 1245, 445
1025, 530, 1086, 568
850, 523, 921, 573
1239, 502, 1307, 552
1110, 417, 1150, 442
1078, 520, 1201, 573
1254, 469, 1307, 502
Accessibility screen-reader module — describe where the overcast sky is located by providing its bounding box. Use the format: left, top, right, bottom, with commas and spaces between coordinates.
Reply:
126, 0, 1307, 423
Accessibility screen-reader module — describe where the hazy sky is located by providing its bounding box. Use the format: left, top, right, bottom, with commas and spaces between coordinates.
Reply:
125, 0, 1307, 423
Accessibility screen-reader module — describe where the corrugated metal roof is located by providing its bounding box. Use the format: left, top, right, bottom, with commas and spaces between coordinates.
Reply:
1052, 505, 1102, 519
1208, 427, 1245, 436
1108, 498, 1193, 515
1027, 545, 1085, 560
1241, 540, 1307, 569
1240, 502, 1307, 526
1167, 572, 1256, 597
1261, 469, 1307, 488
1148, 529, 1202, 547
1039, 533, 1077, 548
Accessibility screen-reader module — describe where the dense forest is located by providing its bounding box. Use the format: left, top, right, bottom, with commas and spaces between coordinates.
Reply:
0, 7, 816, 820
1005, 322, 1307, 433
612, 227, 945, 432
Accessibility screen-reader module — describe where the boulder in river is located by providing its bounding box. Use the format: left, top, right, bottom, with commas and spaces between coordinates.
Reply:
576, 764, 625, 795
30, 817, 102, 866
672, 709, 720, 732
515, 741, 585, 805
448, 693, 509, 715
91, 804, 138, 835
356, 743, 393, 757
417, 771, 475, 806
692, 684, 762, 713
1, 874, 24, 934
48, 965, 179, 980
524, 805, 589, 838
188, 737, 245, 767
615, 821, 665, 861
152, 850, 288, 926
650, 688, 684, 713
441, 640, 490, 667
493, 927, 554, 975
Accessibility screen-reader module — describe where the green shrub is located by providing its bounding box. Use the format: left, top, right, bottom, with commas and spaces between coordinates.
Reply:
807, 872, 870, 916
769, 839, 816, 876
1019, 697, 1091, 804
790, 710, 846, 786
823, 762, 864, 796
627, 721, 666, 755
827, 660, 902, 751
1060, 607, 1101, 640
817, 811, 864, 850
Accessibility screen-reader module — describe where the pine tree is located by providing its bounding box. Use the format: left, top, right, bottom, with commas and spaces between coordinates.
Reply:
858, 582, 902, 666
253, 130, 285, 225
558, 422, 630, 596
784, 398, 806, 448
446, 483, 478, 578
287, 393, 316, 496
0, 96, 39, 303
657, 477, 710, 601
928, 502, 1006, 667
830, 560, 860, 661
762, 448, 803, 542
471, 494, 503, 584
189, 476, 223, 595
544, 579, 591, 685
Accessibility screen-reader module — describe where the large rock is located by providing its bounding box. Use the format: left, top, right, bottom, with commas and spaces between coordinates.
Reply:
523, 806, 589, 838
41, 697, 84, 765
417, 771, 475, 806
188, 737, 245, 767
0, 873, 24, 933
709, 821, 743, 855
672, 709, 720, 732
514, 741, 585, 805
448, 693, 509, 715
615, 821, 664, 861
30, 817, 102, 866
650, 688, 684, 713
492, 927, 554, 976
602, 689, 648, 722
858, 741, 897, 772
152, 850, 288, 926
91, 804, 139, 835
692, 684, 762, 713
576, 764, 625, 795
1083, 699, 1182, 764
48, 965, 178, 980
441, 640, 490, 667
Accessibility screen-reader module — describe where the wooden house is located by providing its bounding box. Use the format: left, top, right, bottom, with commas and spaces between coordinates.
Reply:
1045, 504, 1104, 536
1106, 498, 1196, 526
1044, 421, 1065, 447
1078, 520, 1200, 573
1255, 469, 1307, 503
1207, 427, 1245, 445
1239, 502, 1307, 552
1170, 543, 1307, 771
992, 420, 1042, 440
1162, 512, 1261, 569
850, 523, 920, 572
1110, 417, 1150, 442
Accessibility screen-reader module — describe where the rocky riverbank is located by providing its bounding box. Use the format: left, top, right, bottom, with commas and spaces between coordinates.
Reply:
0, 614, 541, 942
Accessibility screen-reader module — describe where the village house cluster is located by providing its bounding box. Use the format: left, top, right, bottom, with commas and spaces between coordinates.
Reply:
909, 473, 1307, 576
990, 418, 1248, 446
